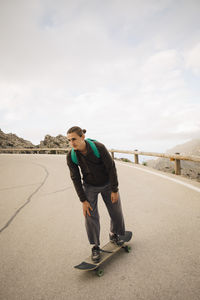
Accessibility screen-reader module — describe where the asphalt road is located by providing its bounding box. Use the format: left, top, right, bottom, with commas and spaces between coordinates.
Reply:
0, 154, 200, 300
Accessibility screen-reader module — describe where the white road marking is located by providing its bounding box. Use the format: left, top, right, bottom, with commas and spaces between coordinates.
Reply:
116, 162, 200, 193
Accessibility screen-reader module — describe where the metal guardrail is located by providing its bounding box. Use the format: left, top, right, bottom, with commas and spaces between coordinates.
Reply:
0, 147, 200, 176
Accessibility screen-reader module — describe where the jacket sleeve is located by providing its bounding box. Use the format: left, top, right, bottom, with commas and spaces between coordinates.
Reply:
96, 142, 119, 193
66, 152, 87, 202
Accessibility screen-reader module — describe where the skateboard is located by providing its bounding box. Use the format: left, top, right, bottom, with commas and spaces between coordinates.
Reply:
74, 231, 132, 277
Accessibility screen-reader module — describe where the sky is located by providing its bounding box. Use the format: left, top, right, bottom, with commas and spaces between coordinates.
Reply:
0, 0, 200, 153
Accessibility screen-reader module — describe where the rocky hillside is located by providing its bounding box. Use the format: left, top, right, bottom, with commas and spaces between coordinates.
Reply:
39, 134, 69, 148
147, 139, 200, 182
0, 129, 70, 149
0, 129, 35, 148
167, 139, 200, 156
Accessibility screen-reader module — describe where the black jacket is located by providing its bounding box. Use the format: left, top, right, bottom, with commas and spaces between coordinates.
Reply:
66, 140, 119, 202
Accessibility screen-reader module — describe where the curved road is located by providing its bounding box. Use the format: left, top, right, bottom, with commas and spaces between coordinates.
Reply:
0, 154, 199, 300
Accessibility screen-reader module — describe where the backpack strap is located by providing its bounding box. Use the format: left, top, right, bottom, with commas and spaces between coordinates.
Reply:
71, 138, 100, 165
71, 148, 78, 165
85, 138, 100, 158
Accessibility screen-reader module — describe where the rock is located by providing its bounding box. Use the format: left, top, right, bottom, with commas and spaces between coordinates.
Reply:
39, 134, 69, 148
0, 129, 70, 152
0, 129, 35, 148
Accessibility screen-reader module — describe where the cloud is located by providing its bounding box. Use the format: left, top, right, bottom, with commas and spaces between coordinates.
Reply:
185, 42, 200, 75
140, 49, 184, 93
0, 0, 200, 151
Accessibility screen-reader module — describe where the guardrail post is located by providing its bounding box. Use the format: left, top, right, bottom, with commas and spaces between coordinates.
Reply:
175, 152, 181, 175
134, 150, 139, 164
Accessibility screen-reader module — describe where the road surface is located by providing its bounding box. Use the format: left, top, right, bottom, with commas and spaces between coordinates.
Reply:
0, 154, 200, 300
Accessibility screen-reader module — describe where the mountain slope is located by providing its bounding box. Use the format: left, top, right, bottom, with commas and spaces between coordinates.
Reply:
0, 129, 35, 148
0, 129, 70, 149
147, 139, 200, 182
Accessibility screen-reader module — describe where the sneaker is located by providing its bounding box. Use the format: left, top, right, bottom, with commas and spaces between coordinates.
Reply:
91, 246, 100, 262
109, 233, 124, 246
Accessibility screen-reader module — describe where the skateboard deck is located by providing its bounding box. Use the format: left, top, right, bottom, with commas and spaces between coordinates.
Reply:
74, 231, 132, 276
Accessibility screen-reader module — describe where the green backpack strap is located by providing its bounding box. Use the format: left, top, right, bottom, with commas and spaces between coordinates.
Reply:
71, 138, 100, 165
71, 148, 78, 165
86, 138, 100, 158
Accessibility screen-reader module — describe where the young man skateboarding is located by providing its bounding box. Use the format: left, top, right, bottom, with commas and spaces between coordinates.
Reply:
66, 126, 125, 262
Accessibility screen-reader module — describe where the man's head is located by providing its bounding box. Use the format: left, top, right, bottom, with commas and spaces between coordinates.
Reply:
67, 126, 86, 150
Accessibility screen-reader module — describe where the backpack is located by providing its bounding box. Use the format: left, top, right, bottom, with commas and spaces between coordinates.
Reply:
71, 138, 100, 165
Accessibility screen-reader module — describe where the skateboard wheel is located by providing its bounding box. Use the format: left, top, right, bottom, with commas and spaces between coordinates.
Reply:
96, 268, 104, 277
124, 245, 131, 253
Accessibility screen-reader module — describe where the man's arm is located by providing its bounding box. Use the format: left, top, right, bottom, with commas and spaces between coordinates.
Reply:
96, 142, 119, 193
66, 152, 87, 202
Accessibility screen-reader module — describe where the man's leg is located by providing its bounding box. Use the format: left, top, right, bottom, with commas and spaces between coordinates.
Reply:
83, 183, 100, 246
101, 184, 125, 236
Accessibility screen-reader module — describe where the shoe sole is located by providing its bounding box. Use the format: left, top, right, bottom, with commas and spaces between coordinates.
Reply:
91, 253, 101, 263
92, 258, 100, 263
110, 239, 124, 246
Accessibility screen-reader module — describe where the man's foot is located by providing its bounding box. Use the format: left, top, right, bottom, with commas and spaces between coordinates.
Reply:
91, 246, 100, 263
109, 233, 124, 246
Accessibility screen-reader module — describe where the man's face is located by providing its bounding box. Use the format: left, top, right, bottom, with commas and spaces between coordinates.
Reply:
67, 132, 85, 150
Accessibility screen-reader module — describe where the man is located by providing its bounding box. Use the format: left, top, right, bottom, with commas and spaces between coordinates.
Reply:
66, 126, 125, 262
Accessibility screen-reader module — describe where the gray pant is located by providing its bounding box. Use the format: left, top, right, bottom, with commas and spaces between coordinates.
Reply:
83, 182, 125, 245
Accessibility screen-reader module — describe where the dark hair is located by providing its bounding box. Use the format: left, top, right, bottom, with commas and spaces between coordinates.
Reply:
67, 126, 86, 137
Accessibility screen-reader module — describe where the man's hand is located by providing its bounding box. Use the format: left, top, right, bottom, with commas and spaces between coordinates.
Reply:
82, 201, 93, 217
111, 192, 119, 203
